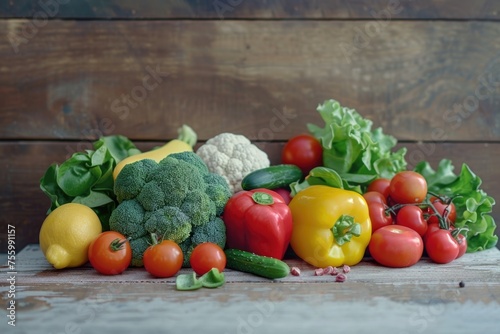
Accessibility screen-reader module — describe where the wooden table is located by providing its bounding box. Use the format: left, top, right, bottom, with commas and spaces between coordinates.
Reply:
1, 245, 499, 333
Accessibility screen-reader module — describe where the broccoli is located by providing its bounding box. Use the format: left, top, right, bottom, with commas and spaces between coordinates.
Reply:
109, 152, 232, 267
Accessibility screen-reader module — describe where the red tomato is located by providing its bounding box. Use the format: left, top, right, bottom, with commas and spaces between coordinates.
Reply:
363, 191, 387, 206
189, 242, 226, 276
427, 196, 457, 227
143, 240, 183, 278
455, 233, 467, 259
396, 205, 428, 237
88, 231, 132, 275
367, 178, 391, 199
389, 171, 428, 204
423, 222, 442, 244
425, 229, 459, 264
368, 225, 423, 268
281, 134, 323, 175
368, 202, 393, 232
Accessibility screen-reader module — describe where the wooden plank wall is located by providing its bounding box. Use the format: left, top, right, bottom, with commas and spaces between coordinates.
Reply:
1, 1, 499, 251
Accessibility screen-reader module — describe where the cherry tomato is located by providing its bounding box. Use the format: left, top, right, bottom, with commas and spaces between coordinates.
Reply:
455, 232, 467, 259
88, 231, 132, 275
396, 205, 428, 237
427, 196, 457, 227
368, 201, 393, 232
368, 225, 423, 268
423, 222, 442, 245
190, 242, 226, 276
425, 229, 459, 264
143, 240, 183, 278
367, 178, 391, 199
363, 191, 387, 206
281, 134, 323, 175
389, 171, 428, 204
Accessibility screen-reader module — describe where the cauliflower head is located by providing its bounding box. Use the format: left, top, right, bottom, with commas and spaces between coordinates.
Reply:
196, 133, 270, 193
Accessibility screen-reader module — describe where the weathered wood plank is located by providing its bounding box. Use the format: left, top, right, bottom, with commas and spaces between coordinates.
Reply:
1, 0, 500, 20
0, 245, 499, 333
0, 141, 499, 251
1, 20, 500, 141
7, 244, 500, 285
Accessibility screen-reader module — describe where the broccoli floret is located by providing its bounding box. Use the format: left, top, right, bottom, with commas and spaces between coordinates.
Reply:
180, 191, 216, 226
109, 199, 147, 239
109, 151, 231, 267
114, 159, 158, 202
191, 217, 226, 249
204, 173, 232, 215
169, 151, 209, 174
144, 206, 192, 244
150, 157, 206, 207
137, 181, 165, 211
129, 234, 151, 267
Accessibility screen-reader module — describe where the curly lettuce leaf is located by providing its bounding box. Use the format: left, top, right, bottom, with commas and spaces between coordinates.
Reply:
414, 160, 497, 252
307, 99, 407, 188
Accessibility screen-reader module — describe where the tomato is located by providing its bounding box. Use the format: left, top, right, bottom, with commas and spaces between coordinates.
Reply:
455, 232, 467, 259
363, 191, 387, 206
368, 202, 393, 232
389, 171, 428, 204
143, 240, 183, 278
427, 196, 456, 227
396, 205, 428, 237
423, 222, 442, 244
281, 134, 323, 175
88, 231, 132, 275
425, 229, 459, 264
368, 225, 423, 268
367, 178, 391, 199
190, 242, 226, 276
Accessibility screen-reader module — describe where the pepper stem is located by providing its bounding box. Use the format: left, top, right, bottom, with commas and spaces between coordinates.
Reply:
252, 192, 274, 205
331, 215, 361, 246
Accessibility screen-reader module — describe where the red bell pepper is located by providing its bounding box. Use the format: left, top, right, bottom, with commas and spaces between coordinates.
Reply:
223, 188, 293, 260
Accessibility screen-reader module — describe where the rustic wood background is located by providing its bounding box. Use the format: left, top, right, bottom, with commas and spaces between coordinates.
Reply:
1, 1, 499, 252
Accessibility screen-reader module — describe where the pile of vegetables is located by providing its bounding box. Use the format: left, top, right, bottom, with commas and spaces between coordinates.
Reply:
38, 98, 497, 286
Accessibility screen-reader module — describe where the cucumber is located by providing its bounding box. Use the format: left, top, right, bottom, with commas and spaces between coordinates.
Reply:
225, 249, 290, 279
241, 164, 303, 190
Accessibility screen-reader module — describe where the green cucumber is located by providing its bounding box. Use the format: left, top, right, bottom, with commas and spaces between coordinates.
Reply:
225, 249, 290, 279
241, 164, 303, 190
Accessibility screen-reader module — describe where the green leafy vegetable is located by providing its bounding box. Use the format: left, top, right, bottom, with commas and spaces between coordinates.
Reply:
307, 99, 407, 189
40, 135, 140, 230
414, 159, 497, 252
290, 166, 368, 195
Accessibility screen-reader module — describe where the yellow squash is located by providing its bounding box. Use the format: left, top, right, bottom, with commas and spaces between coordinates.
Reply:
113, 125, 197, 179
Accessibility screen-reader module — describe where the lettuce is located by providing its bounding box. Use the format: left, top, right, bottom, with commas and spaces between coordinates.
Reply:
307, 99, 407, 188
414, 160, 498, 252
40, 135, 141, 230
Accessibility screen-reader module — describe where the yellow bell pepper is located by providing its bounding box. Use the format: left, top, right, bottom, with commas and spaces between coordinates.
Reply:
289, 185, 371, 268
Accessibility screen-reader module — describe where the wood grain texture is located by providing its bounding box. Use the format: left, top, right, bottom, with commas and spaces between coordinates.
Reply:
0, 141, 498, 251
1, 0, 500, 20
1, 20, 500, 141
0, 245, 498, 333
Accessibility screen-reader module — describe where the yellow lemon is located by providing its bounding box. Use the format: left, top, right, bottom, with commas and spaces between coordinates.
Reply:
39, 203, 102, 269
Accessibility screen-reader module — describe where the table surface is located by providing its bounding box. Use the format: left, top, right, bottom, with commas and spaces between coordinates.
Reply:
1, 244, 500, 334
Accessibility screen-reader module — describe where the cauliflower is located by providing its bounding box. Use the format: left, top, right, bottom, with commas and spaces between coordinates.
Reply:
196, 133, 270, 193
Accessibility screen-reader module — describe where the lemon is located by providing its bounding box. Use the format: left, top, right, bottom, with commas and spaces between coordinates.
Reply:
39, 203, 102, 269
